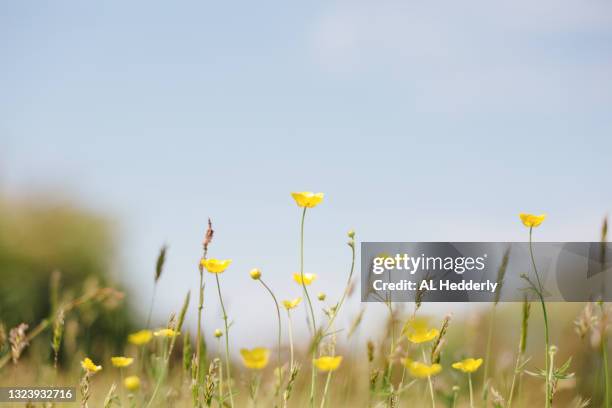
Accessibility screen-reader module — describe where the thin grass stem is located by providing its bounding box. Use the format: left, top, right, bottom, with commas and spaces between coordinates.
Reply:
215, 273, 234, 408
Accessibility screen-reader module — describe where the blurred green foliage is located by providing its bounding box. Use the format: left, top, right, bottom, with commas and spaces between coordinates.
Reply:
0, 195, 133, 363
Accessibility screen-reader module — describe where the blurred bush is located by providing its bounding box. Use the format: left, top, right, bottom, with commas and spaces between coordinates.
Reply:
0, 194, 133, 362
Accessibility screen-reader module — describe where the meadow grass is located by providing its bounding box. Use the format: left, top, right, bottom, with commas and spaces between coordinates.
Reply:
0, 200, 610, 407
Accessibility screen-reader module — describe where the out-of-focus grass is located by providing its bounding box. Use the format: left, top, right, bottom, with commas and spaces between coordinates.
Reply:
0, 194, 609, 407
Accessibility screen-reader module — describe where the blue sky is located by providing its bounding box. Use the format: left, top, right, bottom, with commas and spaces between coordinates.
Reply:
2, 0, 612, 347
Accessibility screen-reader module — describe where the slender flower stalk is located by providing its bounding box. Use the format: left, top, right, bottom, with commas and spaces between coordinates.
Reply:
285, 307, 297, 372
214, 273, 234, 408
193, 219, 214, 406
299, 207, 318, 407
483, 248, 510, 389
468, 373, 474, 408
508, 298, 530, 408
318, 321, 339, 408
452, 358, 483, 408
252, 269, 283, 408
291, 192, 324, 407
422, 349, 436, 408
529, 227, 552, 408
314, 355, 342, 408
519, 213, 551, 407
320, 371, 333, 408
318, 232, 356, 341
214, 330, 224, 406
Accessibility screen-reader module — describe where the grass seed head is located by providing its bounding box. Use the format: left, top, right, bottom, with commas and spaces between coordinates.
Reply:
155, 244, 168, 283
203, 218, 214, 253
9, 323, 29, 364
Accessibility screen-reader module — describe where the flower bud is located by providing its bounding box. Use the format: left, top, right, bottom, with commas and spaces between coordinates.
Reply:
347, 229, 355, 239
249, 268, 262, 280
317, 292, 326, 301
214, 329, 223, 338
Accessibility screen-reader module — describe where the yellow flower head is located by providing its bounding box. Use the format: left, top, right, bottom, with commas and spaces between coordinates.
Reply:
240, 347, 270, 370
81, 357, 102, 373
214, 328, 223, 338
128, 330, 153, 346
111, 356, 134, 368
124, 375, 141, 391
283, 297, 302, 310
317, 292, 326, 301
403, 359, 442, 378
314, 356, 343, 372
249, 268, 262, 280
519, 213, 546, 228
293, 273, 317, 286
402, 318, 439, 344
154, 328, 180, 338
452, 358, 483, 373
291, 192, 324, 208
201, 258, 232, 274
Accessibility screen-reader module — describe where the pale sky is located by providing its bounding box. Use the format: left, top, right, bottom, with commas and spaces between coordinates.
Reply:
2, 0, 612, 349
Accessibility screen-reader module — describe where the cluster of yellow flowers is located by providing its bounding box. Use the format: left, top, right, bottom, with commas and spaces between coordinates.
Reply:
193, 192, 339, 373
77, 199, 552, 406
127, 327, 180, 345
399, 319, 483, 379
81, 356, 140, 391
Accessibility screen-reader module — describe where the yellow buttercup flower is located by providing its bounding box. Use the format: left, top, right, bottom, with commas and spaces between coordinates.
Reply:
154, 328, 180, 338
111, 356, 134, 368
293, 273, 317, 285
201, 258, 232, 274
249, 268, 262, 280
452, 358, 483, 373
402, 318, 439, 344
283, 297, 302, 310
291, 192, 324, 208
128, 330, 153, 346
124, 375, 141, 391
519, 213, 546, 228
314, 356, 343, 372
81, 357, 102, 373
240, 347, 270, 370
403, 359, 442, 378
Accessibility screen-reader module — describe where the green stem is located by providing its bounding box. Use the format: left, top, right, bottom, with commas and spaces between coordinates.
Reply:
384, 301, 396, 405
259, 278, 283, 408
120, 368, 125, 405
145, 337, 170, 408
217, 338, 223, 407
528, 227, 551, 408
299, 208, 317, 408
287, 312, 295, 373
215, 274, 234, 408
422, 349, 435, 408
468, 373, 474, 408
196, 266, 205, 397
319, 242, 355, 337
507, 345, 522, 408
141, 283, 158, 372
320, 371, 333, 408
